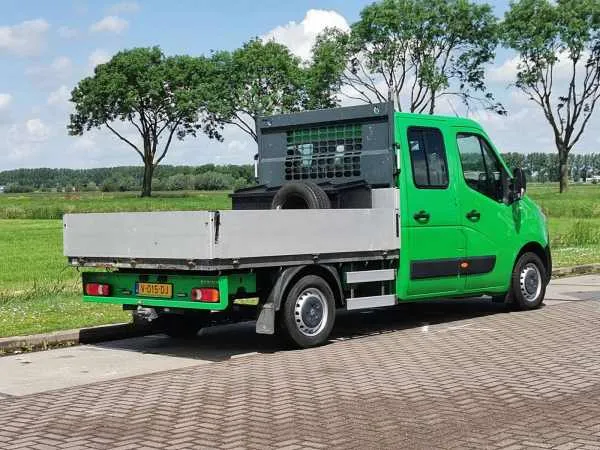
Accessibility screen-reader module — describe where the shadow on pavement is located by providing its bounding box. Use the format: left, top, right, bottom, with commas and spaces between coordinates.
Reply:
93, 297, 511, 362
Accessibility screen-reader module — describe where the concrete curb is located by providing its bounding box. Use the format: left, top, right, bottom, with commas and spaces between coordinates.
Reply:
552, 263, 600, 278
1, 264, 599, 355
0, 322, 155, 355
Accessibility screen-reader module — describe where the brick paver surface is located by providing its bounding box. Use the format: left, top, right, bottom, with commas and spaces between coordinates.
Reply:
1, 300, 600, 449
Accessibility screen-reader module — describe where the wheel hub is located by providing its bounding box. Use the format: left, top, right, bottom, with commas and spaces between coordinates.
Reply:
519, 263, 541, 302
294, 288, 328, 336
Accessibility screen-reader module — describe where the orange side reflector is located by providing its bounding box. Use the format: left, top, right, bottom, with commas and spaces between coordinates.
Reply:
460, 262, 469, 269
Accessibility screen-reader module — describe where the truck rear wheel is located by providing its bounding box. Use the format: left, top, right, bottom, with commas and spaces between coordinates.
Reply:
509, 252, 547, 310
271, 182, 330, 209
279, 274, 336, 348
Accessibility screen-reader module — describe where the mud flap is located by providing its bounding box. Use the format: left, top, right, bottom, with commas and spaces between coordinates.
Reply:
256, 303, 275, 335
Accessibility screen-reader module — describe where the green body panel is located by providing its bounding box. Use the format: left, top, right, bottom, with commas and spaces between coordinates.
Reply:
394, 112, 549, 300
82, 271, 256, 310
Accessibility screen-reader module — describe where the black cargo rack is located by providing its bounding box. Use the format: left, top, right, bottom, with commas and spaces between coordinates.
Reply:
233, 102, 396, 210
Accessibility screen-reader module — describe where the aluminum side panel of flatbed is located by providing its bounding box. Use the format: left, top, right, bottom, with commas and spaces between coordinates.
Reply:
64, 208, 399, 269
64, 211, 215, 260
215, 209, 398, 259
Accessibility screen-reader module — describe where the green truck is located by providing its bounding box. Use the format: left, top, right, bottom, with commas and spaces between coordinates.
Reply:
64, 102, 551, 348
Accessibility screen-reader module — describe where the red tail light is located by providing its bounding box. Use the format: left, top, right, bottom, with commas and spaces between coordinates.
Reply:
85, 283, 111, 296
191, 288, 219, 302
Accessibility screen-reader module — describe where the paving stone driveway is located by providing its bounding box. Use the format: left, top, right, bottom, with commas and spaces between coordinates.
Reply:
1, 298, 600, 449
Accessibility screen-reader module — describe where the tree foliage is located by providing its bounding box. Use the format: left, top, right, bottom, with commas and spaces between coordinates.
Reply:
313, 0, 503, 114
502, 0, 600, 193
208, 39, 339, 142
68, 47, 221, 196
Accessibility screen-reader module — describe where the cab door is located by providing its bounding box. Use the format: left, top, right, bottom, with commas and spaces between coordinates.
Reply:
398, 123, 466, 299
453, 129, 518, 293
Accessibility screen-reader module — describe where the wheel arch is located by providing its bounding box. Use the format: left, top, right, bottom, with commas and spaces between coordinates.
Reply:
515, 242, 551, 283
269, 264, 344, 312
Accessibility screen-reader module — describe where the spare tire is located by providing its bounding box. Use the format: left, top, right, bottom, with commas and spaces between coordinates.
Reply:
271, 182, 331, 209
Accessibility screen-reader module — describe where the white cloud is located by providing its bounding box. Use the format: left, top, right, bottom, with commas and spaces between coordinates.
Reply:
71, 135, 97, 152
262, 9, 349, 61
488, 50, 589, 86
0, 19, 50, 57
88, 49, 112, 70
25, 119, 50, 141
47, 85, 71, 108
0, 93, 12, 124
488, 56, 520, 84
108, 1, 140, 14
25, 56, 73, 87
57, 26, 78, 39
509, 89, 533, 107
0, 93, 12, 110
3, 118, 51, 162
90, 16, 129, 34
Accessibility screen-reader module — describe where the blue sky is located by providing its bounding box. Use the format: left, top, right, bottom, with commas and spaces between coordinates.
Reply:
0, 0, 597, 171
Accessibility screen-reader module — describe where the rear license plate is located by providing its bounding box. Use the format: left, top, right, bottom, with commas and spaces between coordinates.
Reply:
136, 282, 173, 298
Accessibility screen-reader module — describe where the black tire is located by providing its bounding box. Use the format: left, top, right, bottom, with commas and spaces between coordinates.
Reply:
271, 182, 330, 209
279, 274, 336, 348
509, 252, 547, 310
161, 315, 204, 339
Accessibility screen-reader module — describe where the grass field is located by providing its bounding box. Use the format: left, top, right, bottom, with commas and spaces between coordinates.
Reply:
0, 191, 232, 337
0, 185, 598, 337
529, 183, 600, 266
0, 191, 231, 219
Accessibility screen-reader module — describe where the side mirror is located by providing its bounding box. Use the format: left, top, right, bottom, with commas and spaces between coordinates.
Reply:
512, 167, 527, 201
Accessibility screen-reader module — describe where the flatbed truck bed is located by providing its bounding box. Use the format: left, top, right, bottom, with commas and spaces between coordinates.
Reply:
64, 205, 399, 271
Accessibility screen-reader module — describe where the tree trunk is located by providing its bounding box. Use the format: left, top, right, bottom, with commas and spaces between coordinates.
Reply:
428, 91, 436, 115
558, 149, 569, 194
141, 162, 154, 197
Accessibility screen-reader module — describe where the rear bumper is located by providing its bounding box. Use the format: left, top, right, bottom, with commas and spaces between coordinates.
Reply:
82, 271, 256, 311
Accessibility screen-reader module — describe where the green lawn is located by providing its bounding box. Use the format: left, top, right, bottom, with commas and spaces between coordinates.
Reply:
0, 185, 598, 338
0, 294, 128, 338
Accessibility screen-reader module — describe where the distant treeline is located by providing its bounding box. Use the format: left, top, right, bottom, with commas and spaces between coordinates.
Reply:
502, 153, 600, 183
0, 165, 254, 193
1, 152, 600, 193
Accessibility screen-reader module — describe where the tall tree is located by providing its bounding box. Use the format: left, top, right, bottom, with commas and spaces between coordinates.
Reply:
208, 39, 339, 142
68, 47, 221, 197
502, 0, 600, 193
312, 0, 503, 114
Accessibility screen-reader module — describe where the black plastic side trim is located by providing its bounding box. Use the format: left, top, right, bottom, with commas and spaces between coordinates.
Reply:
410, 256, 496, 280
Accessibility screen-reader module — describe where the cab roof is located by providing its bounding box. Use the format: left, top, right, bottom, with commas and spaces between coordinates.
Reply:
394, 111, 483, 130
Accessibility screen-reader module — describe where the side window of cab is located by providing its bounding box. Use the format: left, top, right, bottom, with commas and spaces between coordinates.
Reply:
456, 133, 505, 202
407, 127, 449, 189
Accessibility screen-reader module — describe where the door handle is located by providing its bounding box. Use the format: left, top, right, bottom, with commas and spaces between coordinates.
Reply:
413, 210, 430, 222
466, 209, 481, 221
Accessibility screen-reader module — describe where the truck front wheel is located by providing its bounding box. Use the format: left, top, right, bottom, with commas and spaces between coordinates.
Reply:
509, 252, 547, 310
279, 275, 336, 348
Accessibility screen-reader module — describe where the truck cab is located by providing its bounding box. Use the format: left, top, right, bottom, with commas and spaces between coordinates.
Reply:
65, 103, 550, 348
395, 113, 550, 301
